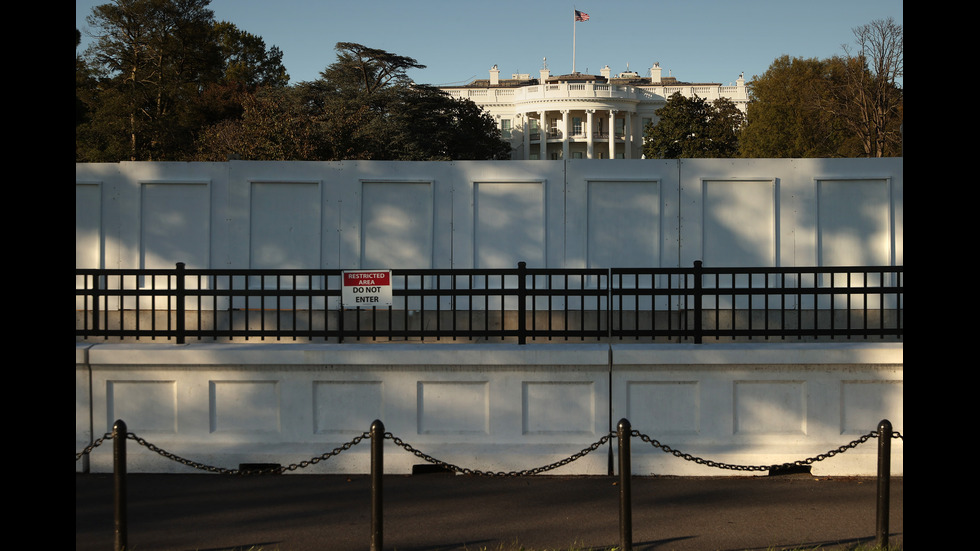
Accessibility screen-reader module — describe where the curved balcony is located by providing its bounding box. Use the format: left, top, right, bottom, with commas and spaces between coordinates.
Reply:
447, 82, 660, 105
443, 80, 749, 109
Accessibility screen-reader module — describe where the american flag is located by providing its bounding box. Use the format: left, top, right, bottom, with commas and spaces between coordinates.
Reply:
574, 10, 590, 21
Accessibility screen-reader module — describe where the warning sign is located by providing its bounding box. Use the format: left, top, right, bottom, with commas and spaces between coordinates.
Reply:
342, 270, 393, 308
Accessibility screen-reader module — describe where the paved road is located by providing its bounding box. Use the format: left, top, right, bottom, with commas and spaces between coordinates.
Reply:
76, 473, 902, 551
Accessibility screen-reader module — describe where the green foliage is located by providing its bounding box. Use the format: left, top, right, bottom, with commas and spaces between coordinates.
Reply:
78, 0, 223, 161
384, 85, 512, 161
740, 18, 902, 158
214, 21, 289, 89
738, 56, 854, 158
76, 0, 289, 162
320, 42, 426, 96
643, 93, 744, 159
77, 5, 508, 162
196, 43, 510, 161
193, 86, 317, 161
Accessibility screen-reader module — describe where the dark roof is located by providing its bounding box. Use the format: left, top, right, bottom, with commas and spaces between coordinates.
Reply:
462, 78, 538, 88
545, 73, 605, 83
450, 74, 721, 89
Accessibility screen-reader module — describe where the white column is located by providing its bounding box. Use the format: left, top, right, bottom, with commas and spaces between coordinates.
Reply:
522, 115, 530, 160
625, 113, 633, 159
539, 111, 548, 160
586, 110, 595, 159
608, 109, 617, 160
561, 110, 570, 160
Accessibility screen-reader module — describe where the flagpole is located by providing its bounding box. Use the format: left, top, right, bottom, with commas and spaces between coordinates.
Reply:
572, 10, 577, 74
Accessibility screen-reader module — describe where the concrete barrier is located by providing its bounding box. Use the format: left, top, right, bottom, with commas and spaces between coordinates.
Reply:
76, 342, 902, 476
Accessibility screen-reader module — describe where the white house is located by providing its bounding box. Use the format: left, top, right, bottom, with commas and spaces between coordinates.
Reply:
440, 63, 748, 160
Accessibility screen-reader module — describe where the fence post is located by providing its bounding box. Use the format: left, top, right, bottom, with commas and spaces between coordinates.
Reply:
876, 419, 892, 549
112, 419, 128, 551
692, 261, 703, 344
517, 262, 527, 345
175, 263, 186, 344
618, 418, 633, 551
338, 284, 346, 343
91, 272, 102, 335
370, 420, 385, 551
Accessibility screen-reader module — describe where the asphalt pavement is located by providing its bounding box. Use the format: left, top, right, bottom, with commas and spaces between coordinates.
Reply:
76, 472, 902, 551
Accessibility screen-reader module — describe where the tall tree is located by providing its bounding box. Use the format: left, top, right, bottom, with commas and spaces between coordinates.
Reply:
278, 42, 509, 161
384, 85, 511, 160
76, 29, 94, 128
81, 0, 221, 161
186, 22, 290, 140
828, 17, 903, 157
738, 56, 855, 158
214, 22, 289, 89
77, 0, 289, 161
739, 19, 902, 158
321, 42, 425, 96
643, 93, 744, 159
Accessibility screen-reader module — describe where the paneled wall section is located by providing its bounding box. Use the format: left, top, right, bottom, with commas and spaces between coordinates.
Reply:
75, 158, 903, 271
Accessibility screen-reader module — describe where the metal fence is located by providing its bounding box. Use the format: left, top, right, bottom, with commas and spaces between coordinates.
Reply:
75, 261, 903, 344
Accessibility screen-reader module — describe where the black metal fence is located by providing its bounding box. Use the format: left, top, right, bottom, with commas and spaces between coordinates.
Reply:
76, 261, 903, 344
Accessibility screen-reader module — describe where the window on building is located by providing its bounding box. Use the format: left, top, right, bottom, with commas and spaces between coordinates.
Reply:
615, 118, 625, 137
548, 119, 560, 137
501, 119, 512, 138
573, 117, 583, 135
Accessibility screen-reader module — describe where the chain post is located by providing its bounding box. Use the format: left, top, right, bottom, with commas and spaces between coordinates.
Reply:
370, 420, 384, 551
876, 419, 892, 549
617, 418, 633, 551
112, 419, 128, 551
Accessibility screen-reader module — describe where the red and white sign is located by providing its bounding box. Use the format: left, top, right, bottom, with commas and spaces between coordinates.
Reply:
342, 270, 393, 307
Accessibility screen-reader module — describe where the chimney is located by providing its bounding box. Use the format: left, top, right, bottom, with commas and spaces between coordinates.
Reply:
650, 63, 662, 84
601, 65, 611, 79
540, 57, 550, 82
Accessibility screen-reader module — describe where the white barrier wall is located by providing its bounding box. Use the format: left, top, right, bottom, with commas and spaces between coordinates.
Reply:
75, 159, 903, 476
76, 342, 902, 477
76, 158, 903, 271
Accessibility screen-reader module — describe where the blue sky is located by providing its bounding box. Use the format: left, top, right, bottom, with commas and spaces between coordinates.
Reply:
77, 0, 902, 87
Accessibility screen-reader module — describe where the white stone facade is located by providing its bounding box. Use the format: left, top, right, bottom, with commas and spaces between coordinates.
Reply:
441, 64, 748, 160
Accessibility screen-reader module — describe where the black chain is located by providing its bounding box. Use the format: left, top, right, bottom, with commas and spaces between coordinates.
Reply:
76, 431, 370, 475
76, 428, 903, 476
383, 432, 614, 477
630, 429, 889, 472
75, 432, 112, 462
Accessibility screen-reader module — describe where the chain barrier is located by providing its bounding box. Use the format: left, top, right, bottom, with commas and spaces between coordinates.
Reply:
75, 432, 112, 461
76, 431, 370, 475
76, 426, 903, 476
630, 428, 902, 473
383, 431, 615, 477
